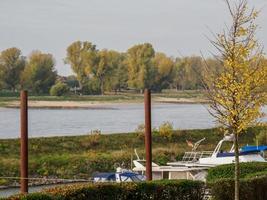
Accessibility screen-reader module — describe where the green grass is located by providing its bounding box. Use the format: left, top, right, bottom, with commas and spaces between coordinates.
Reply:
156, 89, 205, 99
0, 126, 265, 186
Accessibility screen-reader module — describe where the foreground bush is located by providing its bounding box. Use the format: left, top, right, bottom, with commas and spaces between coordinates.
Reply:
206, 162, 267, 182
207, 162, 267, 200
209, 175, 267, 200
7, 180, 205, 200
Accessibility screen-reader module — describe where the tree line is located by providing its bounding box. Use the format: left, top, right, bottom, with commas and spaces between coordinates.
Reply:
0, 42, 230, 95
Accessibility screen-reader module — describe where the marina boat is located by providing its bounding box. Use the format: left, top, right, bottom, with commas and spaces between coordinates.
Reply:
132, 134, 267, 181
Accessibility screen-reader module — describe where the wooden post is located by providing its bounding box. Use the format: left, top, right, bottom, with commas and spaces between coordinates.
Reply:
20, 90, 28, 194
144, 89, 152, 181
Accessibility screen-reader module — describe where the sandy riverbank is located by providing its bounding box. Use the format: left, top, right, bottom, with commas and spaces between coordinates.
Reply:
4, 100, 118, 109
2, 97, 208, 109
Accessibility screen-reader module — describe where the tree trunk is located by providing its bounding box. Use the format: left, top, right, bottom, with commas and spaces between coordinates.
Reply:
100, 78, 104, 95
234, 133, 240, 200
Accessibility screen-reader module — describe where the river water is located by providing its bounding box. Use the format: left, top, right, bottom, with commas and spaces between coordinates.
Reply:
0, 182, 87, 198
0, 103, 266, 139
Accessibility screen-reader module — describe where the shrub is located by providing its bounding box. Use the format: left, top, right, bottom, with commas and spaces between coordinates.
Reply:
0, 90, 20, 97
159, 122, 173, 139
81, 131, 101, 148
135, 123, 145, 139
206, 162, 267, 182
50, 82, 70, 96
0, 178, 8, 185
207, 162, 267, 200
7, 180, 205, 200
208, 176, 267, 200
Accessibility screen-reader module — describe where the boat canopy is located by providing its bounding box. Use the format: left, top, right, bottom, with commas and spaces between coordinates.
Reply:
241, 145, 267, 153
93, 172, 116, 180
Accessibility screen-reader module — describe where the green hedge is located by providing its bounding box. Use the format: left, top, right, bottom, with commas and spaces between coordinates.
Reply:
208, 175, 267, 200
7, 180, 205, 200
207, 162, 267, 200
0, 91, 20, 97
206, 162, 267, 182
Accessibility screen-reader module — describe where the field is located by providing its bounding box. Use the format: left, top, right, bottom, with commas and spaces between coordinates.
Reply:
0, 126, 265, 187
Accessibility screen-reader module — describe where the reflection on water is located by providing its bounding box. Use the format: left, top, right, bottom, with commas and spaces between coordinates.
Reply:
0, 103, 266, 139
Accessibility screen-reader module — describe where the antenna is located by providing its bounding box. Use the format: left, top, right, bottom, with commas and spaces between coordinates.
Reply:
192, 138, 206, 151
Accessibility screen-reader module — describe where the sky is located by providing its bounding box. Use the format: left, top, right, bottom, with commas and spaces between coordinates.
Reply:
0, 0, 266, 76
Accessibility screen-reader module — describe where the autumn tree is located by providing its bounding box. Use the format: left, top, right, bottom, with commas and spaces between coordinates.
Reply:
105, 52, 127, 93
0, 47, 26, 91
204, 1, 267, 200
65, 41, 98, 90
126, 43, 156, 92
153, 53, 175, 91
174, 56, 203, 90
85, 49, 121, 95
21, 51, 57, 94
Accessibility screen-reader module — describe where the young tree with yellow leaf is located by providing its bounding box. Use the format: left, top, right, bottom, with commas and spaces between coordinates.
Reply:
203, 1, 267, 200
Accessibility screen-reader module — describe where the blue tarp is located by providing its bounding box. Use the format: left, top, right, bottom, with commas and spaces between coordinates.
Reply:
93, 173, 116, 179
93, 172, 141, 179
241, 145, 267, 153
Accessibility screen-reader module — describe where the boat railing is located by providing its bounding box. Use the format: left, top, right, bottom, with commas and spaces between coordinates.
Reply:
182, 151, 213, 162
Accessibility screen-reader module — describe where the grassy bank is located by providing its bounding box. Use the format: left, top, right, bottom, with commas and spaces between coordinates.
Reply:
0, 126, 265, 186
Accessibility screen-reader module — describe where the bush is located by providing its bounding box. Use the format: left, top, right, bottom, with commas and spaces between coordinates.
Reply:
159, 122, 173, 139
135, 123, 145, 139
206, 162, 267, 182
7, 180, 205, 200
50, 82, 70, 96
208, 176, 267, 200
0, 90, 20, 97
81, 78, 101, 95
207, 162, 267, 200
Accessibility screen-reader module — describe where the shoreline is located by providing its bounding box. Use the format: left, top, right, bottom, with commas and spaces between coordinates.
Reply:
1, 97, 208, 109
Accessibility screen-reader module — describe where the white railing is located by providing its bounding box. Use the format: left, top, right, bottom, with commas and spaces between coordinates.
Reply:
182, 151, 213, 162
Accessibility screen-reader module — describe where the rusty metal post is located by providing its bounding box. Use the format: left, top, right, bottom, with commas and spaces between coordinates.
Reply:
144, 89, 152, 181
20, 90, 28, 194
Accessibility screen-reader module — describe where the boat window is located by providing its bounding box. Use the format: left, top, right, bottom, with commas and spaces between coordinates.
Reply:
163, 171, 169, 179
220, 141, 233, 153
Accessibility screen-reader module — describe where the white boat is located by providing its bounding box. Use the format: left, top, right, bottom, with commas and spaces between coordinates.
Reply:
132, 134, 267, 181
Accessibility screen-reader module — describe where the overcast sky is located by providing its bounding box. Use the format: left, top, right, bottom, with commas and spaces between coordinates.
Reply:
0, 0, 266, 75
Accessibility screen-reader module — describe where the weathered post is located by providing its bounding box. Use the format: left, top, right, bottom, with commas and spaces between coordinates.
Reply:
20, 90, 28, 194
144, 89, 152, 181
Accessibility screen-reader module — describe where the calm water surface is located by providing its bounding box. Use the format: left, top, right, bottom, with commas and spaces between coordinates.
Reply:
0, 183, 86, 198
0, 103, 266, 139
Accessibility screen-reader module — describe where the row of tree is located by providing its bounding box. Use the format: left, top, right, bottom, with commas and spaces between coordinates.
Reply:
0, 48, 57, 94
65, 41, 223, 94
0, 43, 230, 95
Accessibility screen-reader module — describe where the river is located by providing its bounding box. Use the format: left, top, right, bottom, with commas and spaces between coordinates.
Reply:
0, 182, 88, 198
0, 103, 266, 139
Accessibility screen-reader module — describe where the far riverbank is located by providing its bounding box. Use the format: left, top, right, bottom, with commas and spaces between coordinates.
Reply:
2, 97, 208, 109
0, 90, 207, 108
